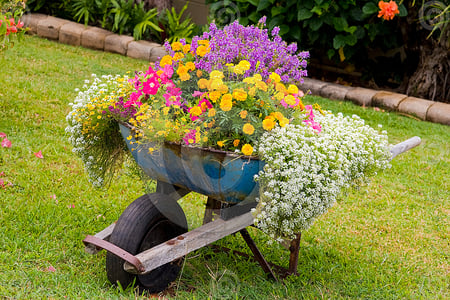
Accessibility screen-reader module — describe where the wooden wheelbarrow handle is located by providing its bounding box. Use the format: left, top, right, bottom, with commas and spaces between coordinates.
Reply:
390, 136, 421, 161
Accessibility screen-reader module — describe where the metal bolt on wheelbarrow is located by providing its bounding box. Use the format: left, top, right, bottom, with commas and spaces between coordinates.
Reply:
83, 123, 421, 293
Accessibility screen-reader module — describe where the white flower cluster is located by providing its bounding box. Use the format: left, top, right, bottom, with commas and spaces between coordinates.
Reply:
65, 74, 129, 187
253, 111, 391, 241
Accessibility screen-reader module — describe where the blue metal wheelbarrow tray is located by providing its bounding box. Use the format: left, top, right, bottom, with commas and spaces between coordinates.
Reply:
82, 122, 421, 294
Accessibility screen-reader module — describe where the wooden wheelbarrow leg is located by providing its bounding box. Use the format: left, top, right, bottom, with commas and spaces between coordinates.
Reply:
288, 233, 302, 275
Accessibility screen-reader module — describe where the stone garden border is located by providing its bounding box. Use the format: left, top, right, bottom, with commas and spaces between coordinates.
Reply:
22, 13, 450, 126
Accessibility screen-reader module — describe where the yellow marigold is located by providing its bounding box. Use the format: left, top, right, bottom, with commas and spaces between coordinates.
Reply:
255, 81, 268, 92
177, 65, 188, 76
210, 78, 224, 90
241, 144, 254, 156
253, 74, 262, 82
275, 92, 285, 101
198, 78, 209, 89
269, 72, 281, 83
217, 140, 225, 147
173, 52, 184, 61
220, 96, 233, 111
159, 55, 173, 67
237, 60, 251, 71
198, 39, 210, 46
190, 106, 202, 116
243, 77, 255, 84
276, 82, 287, 93
288, 84, 299, 95
271, 111, 284, 121
171, 41, 182, 51
210, 70, 224, 80
262, 117, 276, 131
239, 110, 248, 119
183, 44, 190, 54
248, 87, 256, 97
196, 70, 203, 78
232, 88, 247, 101
196, 45, 209, 57
233, 139, 240, 147
243, 123, 255, 135
233, 66, 245, 75
185, 61, 196, 71
208, 108, 216, 117
179, 73, 191, 81
279, 117, 289, 127
208, 91, 222, 102
284, 95, 297, 106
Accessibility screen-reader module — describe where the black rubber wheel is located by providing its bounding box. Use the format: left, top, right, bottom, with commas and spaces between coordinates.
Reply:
106, 193, 188, 293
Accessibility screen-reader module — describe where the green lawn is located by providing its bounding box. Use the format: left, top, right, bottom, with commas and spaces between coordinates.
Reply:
0, 36, 448, 299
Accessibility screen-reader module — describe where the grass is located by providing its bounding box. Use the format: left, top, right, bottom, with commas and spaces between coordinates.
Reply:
0, 35, 449, 299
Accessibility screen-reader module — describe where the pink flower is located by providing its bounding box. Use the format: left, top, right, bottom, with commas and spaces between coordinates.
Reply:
0, 178, 4, 188
182, 129, 197, 145
192, 91, 205, 98
1, 138, 11, 148
142, 77, 160, 95
0, 132, 6, 138
199, 98, 213, 111
160, 65, 174, 83
34, 150, 43, 158
0, 171, 4, 176
46, 265, 56, 272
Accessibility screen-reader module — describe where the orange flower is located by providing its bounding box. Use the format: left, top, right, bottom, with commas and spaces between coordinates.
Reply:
241, 144, 254, 156
217, 140, 225, 147
378, 1, 399, 21
242, 123, 255, 135
190, 106, 202, 116
239, 110, 248, 119
183, 44, 191, 54
196, 45, 210, 57
208, 108, 216, 117
233, 139, 240, 147
262, 117, 276, 131
208, 91, 222, 102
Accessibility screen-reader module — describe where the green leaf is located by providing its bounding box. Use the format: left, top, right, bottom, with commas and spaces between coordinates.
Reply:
308, 18, 323, 31
333, 34, 347, 49
247, 0, 259, 6
362, 2, 378, 15
248, 11, 261, 23
257, 0, 271, 12
327, 48, 335, 60
271, 6, 285, 17
398, 4, 408, 17
311, 6, 323, 16
297, 8, 313, 21
346, 25, 357, 34
332, 17, 348, 32
279, 24, 289, 36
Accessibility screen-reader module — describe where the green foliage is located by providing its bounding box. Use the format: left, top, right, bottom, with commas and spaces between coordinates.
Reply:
26, 0, 198, 43
206, 0, 425, 86
160, 3, 196, 43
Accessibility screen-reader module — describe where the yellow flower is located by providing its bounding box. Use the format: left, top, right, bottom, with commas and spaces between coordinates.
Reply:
284, 95, 297, 106
198, 39, 210, 46
288, 84, 299, 95
196, 70, 203, 78
241, 144, 254, 156
190, 106, 202, 116
232, 88, 247, 101
198, 78, 209, 89
239, 110, 248, 119
210, 70, 224, 80
274, 91, 285, 101
220, 95, 233, 111
253, 74, 262, 81
183, 44, 190, 54
248, 87, 256, 97
269, 72, 281, 83
279, 117, 289, 127
276, 82, 287, 93
237, 60, 251, 71
173, 52, 184, 61
171, 41, 182, 51
233, 139, 240, 147
179, 73, 191, 81
262, 117, 276, 131
196, 45, 209, 57
177, 65, 188, 76
208, 91, 222, 102
243, 123, 255, 135
208, 108, 216, 117
210, 78, 224, 90
243, 77, 255, 84
217, 140, 225, 147
255, 81, 268, 91
203, 136, 208, 142
160, 55, 173, 67
185, 61, 196, 71
271, 111, 284, 121
233, 65, 245, 75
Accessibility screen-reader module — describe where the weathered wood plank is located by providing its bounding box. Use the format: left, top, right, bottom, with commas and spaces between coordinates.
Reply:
124, 211, 254, 274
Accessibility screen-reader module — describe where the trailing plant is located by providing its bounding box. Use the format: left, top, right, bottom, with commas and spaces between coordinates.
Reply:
1, 0, 26, 51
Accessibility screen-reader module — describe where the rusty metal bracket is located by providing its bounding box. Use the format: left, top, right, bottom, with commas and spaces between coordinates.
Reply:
82, 235, 145, 273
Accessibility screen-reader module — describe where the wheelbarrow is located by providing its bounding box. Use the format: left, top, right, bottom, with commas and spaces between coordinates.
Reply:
83, 122, 422, 293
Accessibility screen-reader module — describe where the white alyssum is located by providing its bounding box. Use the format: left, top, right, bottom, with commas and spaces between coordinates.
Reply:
253, 111, 391, 241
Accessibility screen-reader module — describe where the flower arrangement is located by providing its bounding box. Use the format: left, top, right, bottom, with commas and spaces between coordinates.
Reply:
67, 18, 391, 240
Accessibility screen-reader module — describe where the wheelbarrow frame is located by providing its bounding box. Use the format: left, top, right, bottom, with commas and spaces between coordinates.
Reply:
83, 123, 422, 291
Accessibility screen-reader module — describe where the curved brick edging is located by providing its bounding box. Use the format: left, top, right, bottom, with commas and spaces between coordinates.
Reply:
22, 13, 449, 126
300, 78, 450, 126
